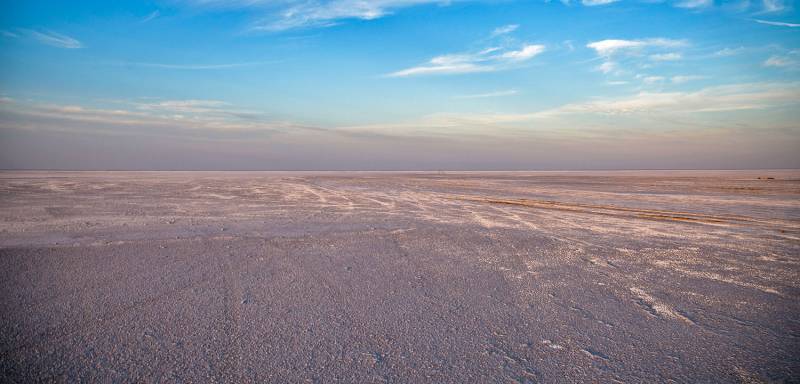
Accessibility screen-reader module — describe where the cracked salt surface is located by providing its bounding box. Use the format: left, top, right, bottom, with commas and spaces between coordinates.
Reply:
0, 170, 798, 382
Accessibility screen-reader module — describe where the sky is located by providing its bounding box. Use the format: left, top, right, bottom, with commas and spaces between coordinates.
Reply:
0, 0, 798, 170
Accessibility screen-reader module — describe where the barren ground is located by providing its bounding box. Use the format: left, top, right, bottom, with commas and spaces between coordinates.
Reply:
1, 171, 799, 383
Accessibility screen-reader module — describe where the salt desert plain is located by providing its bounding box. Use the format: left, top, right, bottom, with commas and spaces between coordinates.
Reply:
1, 170, 798, 383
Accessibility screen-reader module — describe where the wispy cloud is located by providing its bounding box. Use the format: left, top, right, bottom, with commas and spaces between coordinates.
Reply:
754, 19, 800, 27
760, 0, 788, 13
582, 0, 620, 5
142, 10, 161, 23
649, 52, 682, 61
673, 0, 713, 9
135, 99, 229, 113
387, 27, 544, 77
640, 75, 665, 84
184, 0, 469, 31
500, 44, 546, 60
596, 61, 617, 74
587, 38, 687, 57
0, 98, 297, 134
386, 57, 495, 77
566, 0, 759, 12
455, 89, 519, 99
714, 47, 746, 56
763, 54, 799, 68
21, 29, 83, 49
387, 44, 545, 77
587, 38, 687, 78
671, 75, 707, 84
491, 24, 519, 37
1, 30, 19, 38
484, 82, 797, 121
543, 82, 800, 115
181, 0, 796, 32
337, 82, 800, 144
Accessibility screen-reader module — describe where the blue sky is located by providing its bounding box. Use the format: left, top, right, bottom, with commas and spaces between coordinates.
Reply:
0, 0, 798, 170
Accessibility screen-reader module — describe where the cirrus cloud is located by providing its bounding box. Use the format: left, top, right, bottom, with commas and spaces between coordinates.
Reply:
387, 44, 545, 77
17, 29, 83, 49
183, 0, 471, 31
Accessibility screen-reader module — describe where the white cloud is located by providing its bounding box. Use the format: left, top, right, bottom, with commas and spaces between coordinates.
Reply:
339, 83, 800, 140
754, 19, 800, 27
649, 52, 682, 61
21, 29, 83, 49
671, 75, 707, 83
587, 38, 687, 79
491, 24, 519, 37
0, 98, 295, 134
387, 62, 493, 77
714, 47, 746, 56
135, 100, 230, 114
582, 0, 620, 5
587, 38, 687, 57
673, 0, 713, 9
237, 0, 466, 31
500, 44, 546, 61
763, 55, 798, 68
761, 0, 788, 13
545, 82, 800, 115
455, 90, 519, 99
587, 40, 644, 56
596, 61, 618, 74
641, 76, 665, 84
388, 43, 545, 77
179, 0, 478, 31
183, 0, 794, 32
1, 30, 19, 38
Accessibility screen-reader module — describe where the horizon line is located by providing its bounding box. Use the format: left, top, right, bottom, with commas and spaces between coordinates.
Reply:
2, 168, 799, 173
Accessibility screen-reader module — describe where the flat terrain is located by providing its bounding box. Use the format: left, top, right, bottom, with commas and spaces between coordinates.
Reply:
1, 171, 799, 383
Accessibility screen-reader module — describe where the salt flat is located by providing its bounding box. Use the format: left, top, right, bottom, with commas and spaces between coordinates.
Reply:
1, 171, 798, 382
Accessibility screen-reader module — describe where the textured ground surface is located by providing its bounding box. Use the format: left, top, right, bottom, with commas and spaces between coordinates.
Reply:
1, 170, 799, 383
